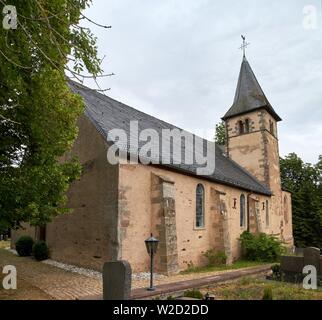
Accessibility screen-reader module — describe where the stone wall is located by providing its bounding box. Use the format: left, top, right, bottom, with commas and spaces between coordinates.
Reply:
151, 174, 179, 275
281, 247, 322, 276
11, 115, 120, 271
118, 163, 275, 273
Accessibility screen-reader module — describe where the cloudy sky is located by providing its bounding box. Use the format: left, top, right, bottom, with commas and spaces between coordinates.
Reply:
81, 0, 322, 164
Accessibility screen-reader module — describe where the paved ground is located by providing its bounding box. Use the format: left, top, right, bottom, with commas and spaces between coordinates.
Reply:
0, 249, 102, 300
0, 247, 271, 300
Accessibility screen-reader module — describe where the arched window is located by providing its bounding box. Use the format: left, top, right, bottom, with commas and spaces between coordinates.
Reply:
266, 200, 269, 226
240, 194, 246, 227
196, 184, 205, 228
239, 121, 244, 134
245, 119, 250, 133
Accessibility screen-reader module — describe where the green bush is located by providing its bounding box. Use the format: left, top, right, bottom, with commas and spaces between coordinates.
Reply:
262, 286, 273, 300
239, 231, 285, 262
184, 289, 204, 300
33, 241, 49, 261
15, 236, 34, 257
271, 264, 282, 280
204, 250, 227, 266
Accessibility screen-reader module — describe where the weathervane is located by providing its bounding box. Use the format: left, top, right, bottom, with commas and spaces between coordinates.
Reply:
239, 35, 250, 57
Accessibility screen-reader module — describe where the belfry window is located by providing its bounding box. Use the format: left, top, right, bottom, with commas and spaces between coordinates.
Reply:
240, 194, 246, 227
245, 119, 250, 133
196, 184, 205, 228
239, 121, 245, 134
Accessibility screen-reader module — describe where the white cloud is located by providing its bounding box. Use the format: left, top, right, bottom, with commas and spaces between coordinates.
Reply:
82, 0, 322, 164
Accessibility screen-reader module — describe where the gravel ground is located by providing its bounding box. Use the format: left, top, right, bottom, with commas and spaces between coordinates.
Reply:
6, 243, 166, 282
43, 259, 167, 281
42, 260, 102, 279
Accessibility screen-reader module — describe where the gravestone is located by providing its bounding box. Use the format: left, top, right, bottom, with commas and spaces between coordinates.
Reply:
303, 247, 320, 274
103, 260, 132, 300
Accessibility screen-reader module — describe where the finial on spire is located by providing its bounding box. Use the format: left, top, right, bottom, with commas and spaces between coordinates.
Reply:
239, 35, 250, 58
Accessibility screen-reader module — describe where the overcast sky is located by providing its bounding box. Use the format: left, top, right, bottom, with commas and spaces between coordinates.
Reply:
81, 0, 322, 164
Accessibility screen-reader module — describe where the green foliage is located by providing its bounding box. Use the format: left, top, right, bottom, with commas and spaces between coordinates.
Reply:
271, 264, 281, 276
0, 1, 103, 229
239, 231, 285, 262
280, 153, 322, 248
271, 264, 283, 281
33, 241, 49, 261
204, 250, 227, 266
211, 277, 322, 300
16, 236, 34, 257
0, 221, 8, 235
214, 121, 226, 146
262, 286, 273, 300
184, 289, 204, 300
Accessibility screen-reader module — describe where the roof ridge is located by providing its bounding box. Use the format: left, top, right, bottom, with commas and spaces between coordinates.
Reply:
69, 80, 186, 132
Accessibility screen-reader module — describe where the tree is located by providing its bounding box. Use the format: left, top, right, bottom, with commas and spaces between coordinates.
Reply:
215, 121, 226, 146
0, 1, 107, 230
280, 153, 322, 248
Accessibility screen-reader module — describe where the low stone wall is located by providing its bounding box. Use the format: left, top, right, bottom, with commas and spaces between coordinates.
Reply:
281, 256, 304, 273
281, 247, 321, 276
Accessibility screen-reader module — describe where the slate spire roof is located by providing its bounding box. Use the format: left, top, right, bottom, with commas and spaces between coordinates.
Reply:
69, 81, 271, 196
222, 56, 281, 121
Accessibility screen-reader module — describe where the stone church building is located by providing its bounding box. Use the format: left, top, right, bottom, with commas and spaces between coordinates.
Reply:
12, 56, 293, 274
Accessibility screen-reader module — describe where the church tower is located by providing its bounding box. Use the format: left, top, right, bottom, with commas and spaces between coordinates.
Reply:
222, 54, 282, 196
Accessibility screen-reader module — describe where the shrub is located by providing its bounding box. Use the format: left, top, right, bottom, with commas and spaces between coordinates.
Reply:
204, 250, 227, 266
15, 236, 34, 257
184, 289, 204, 300
33, 241, 49, 261
271, 264, 282, 280
262, 286, 273, 300
239, 231, 285, 262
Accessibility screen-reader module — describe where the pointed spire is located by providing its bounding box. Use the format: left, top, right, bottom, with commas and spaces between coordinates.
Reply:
222, 56, 282, 121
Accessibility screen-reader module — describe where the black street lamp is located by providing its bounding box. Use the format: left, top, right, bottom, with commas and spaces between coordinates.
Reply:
145, 233, 159, 291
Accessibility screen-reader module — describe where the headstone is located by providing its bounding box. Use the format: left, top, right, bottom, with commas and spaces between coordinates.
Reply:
303, 247, 320, 273
103, 260, 132, 300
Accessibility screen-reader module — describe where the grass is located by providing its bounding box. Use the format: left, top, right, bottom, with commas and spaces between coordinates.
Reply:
200, 276, 322, 300
180, 260, 269, 275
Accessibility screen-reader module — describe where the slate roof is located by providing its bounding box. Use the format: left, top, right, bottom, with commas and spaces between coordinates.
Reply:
222, 56, 281, 121
69, 81, 272, 196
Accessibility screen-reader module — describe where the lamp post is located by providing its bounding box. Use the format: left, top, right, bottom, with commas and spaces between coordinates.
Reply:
145, 233, 159, 291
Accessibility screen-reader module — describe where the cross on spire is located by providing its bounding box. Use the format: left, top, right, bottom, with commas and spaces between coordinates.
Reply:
239, 35, 250, 57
